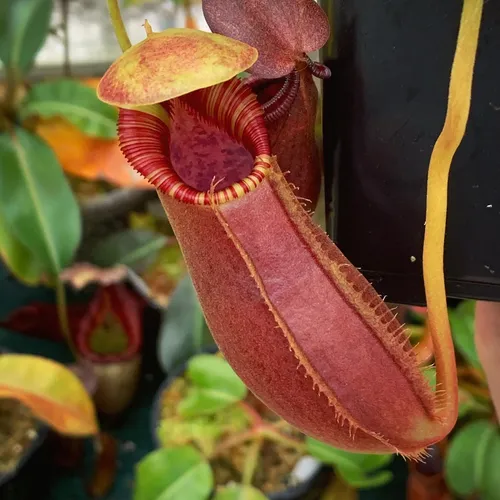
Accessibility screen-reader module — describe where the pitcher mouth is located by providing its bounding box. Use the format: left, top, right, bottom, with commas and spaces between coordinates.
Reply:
117, 78, 272, 205
156, 154, 272, 206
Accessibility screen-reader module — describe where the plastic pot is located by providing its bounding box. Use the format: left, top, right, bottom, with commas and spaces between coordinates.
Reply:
322, 0, 500, 305
151, 355, 331, 500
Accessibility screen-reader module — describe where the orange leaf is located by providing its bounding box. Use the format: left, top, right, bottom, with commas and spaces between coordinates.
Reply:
0, 354, 98, 436
36, 116, 152, 188
33, 77, 153, 188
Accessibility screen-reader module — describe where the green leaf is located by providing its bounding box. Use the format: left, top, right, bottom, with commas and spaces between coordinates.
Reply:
158, 417, 224, 457
213, 484, 267, 500
0, 128, 81, 276
422, 365, 437, 391
188, 355, 247, 398
88, 229, 167, 273
482, 432, 500, 500
158, 276, 215, 373
306, 438, 393, 489
157, 404, 249, 456
306, 438, 392, 472
444, 419, 497, 497
354, 454, 394, 473
449, 301, 482, 370
307, 438, 360, 469
0, 3, 10, 61
178, 387, 239, 417
0, 0, 53, 75
458, 387, 491, 418
178, 355, 247, 417
337, 466, 393, 490
134, 446, 213, 500
0, 209, 44, 285
20, 80, 118, 139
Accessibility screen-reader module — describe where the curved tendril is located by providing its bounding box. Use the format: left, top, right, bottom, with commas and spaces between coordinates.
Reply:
305, 55, 331, 79
423, 0, 483, 425
262, 71, 300, 123
107, 0, 132, 52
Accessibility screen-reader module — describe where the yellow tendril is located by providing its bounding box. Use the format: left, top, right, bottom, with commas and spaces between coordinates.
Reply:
423, 0, 483, 424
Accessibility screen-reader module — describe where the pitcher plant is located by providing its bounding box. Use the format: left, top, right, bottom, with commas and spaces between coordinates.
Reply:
97, 0, 484, 458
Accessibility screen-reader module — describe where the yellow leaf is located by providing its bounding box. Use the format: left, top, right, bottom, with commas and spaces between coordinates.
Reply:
0, 354, 98, 436
97, 28, 258, 107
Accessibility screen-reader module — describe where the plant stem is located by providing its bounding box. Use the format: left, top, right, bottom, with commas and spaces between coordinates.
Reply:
106, 0, 131, 52
55, 277, 79, 360
271, 419, 293, 431
4, 67, 20, 118
61, 0, 71, 77
100, 6, 168, 122
211, 430, 255, 458
238, 400, 264, 427
242, 437, 262, 486
212, 402, 305, 467
260, 427, 306, 453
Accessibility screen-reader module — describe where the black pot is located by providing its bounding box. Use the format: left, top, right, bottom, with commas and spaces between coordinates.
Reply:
322, 0, 500, 305
151, 354, 331, 500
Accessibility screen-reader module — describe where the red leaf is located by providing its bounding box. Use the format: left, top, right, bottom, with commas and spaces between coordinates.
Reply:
203, 0, 330, 78
0, 302, 87, 342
